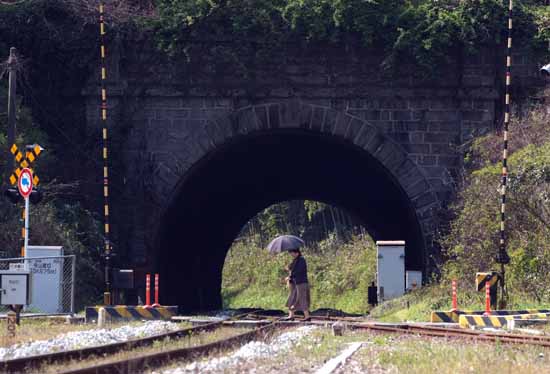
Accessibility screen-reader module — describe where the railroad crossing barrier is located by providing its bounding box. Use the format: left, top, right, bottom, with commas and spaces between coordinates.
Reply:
431, 309, 550, 323
476, 272, 500, 309
85, 305, 177, 322
458, 312, 550, 329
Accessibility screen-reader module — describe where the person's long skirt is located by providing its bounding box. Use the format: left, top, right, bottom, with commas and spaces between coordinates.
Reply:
286, 282, 310, 312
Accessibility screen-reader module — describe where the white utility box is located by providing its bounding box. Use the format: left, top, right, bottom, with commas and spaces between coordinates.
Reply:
376, 241, 405, 301
0, 271, 31, 305
26, 246, 64, 313
406, 270, 422, 291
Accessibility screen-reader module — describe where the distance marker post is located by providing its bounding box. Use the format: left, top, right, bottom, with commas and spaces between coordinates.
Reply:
451, 280, 457, 311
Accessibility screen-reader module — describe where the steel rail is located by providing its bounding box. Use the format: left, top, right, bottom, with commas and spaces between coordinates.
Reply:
406, 324, 550, 342
0, 312, 256, 373
350, 323, 550, 347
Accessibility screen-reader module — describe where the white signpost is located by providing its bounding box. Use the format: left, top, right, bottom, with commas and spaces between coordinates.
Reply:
26, 246, 64, 313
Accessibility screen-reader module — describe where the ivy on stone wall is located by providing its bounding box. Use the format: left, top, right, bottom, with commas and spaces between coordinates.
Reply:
0, 0, 548, 79
150, 0, 545, 75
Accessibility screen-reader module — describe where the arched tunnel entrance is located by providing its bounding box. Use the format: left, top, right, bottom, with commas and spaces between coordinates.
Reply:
157, 129, 425, 312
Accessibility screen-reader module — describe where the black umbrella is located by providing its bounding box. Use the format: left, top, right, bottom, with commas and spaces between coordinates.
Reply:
267, 235, 305, 254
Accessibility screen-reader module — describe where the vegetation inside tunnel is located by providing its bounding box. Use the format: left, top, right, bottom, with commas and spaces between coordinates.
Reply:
157, 130, 424, 312
221, 200, 379, 313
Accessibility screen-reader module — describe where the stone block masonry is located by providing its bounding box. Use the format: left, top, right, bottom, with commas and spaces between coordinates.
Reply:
83, 41, 515, 279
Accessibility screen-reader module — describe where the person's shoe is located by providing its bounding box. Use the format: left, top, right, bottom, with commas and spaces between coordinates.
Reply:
302, 317, 311, 322
281, 316, 295, 321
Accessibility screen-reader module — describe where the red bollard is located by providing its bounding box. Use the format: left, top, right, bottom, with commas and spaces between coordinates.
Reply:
483, 282, 491, 316
144, 274, 152, 308
152, 274, 160, 307
451, 280, 457, 311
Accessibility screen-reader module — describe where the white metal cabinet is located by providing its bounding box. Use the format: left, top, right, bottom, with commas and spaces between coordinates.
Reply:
376, 241, 405, 301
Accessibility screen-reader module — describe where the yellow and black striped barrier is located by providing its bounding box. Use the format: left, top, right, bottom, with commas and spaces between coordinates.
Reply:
476, 272, 500, 292
85, 306, 178, 322
431, 310, 471, 323
431, 309, 550, 323
459, 312, 550, 329
476, 272, 501, 309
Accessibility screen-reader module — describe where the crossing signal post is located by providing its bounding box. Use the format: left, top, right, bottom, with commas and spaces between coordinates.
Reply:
18, 168, 33, 257
4, 144, 44, 257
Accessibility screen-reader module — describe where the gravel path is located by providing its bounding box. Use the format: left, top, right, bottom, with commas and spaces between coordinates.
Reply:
156, 325, 318, 373
0, 321, 181, 360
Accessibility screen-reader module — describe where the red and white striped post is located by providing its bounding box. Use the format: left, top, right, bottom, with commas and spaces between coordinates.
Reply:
152, 274, 160, 307
451, 280, 457, 311
145, 274, 151, 308
483, 282, 491, 316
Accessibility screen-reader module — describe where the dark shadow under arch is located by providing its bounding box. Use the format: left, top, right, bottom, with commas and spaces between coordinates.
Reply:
158, 129, 425, 312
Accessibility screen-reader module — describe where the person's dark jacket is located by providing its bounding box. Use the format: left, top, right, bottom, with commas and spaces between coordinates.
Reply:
289, 256, 308, 285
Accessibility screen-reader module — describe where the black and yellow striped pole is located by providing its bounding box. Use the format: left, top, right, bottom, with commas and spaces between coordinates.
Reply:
99, 1, 114, 306
495, 0, 513, 307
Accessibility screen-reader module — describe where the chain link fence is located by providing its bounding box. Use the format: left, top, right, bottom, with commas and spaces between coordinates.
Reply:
0, 255, 76, 314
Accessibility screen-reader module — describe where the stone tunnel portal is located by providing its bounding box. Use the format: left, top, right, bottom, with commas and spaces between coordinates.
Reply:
157, 130, 425, 312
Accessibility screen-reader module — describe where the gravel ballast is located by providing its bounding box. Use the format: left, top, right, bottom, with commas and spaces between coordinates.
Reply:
156, 325, 318, 373
0, 321, 181, 360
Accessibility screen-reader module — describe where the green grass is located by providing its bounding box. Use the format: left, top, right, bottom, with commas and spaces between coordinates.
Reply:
222, 235, 376, 314
356, 334, 550, 373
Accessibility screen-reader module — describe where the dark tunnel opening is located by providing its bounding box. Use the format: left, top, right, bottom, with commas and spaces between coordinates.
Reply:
157, 130, 425, 312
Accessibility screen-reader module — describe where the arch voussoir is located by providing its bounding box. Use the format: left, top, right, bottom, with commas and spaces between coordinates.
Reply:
253, 105, 270, 131
267, 103, 281, 129
333, 112, 352, 137
321, 108, 338, 134
298, 103, 314, 129
344, 117, 363, 141
203, 119, 231, 147
373, 140, 408, 173
310, 106, 326, 132
232, 106, 257, 135
279, 100, 300, 128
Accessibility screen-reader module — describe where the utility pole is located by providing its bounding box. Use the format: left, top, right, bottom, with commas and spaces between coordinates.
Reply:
6, 47, 17, 178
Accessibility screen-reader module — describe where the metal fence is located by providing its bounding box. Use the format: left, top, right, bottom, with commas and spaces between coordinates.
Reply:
0, 255, 76, 314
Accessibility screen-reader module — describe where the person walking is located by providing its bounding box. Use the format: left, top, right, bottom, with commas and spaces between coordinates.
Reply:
285, 249, 311, 320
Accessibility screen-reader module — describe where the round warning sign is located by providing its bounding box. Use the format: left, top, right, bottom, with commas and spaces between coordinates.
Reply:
17, 168, 33, 199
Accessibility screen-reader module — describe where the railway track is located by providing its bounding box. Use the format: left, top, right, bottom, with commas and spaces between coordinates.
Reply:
0, 312, 260, 373
5, 314, 550, 373
57, 322, 280, 374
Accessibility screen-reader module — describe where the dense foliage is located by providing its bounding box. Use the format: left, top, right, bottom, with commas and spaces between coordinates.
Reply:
442, 104, 550, 302
151, 0, 545, 74
242, 200, 364, 247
